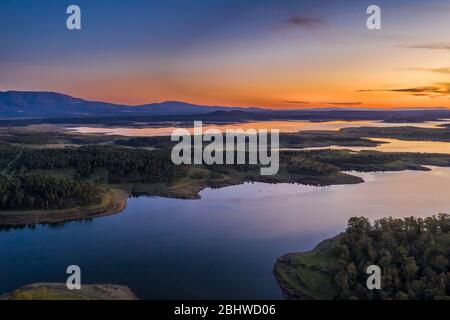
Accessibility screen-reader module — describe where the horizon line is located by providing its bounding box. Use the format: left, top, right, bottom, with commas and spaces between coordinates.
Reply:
1, 89, 449, 111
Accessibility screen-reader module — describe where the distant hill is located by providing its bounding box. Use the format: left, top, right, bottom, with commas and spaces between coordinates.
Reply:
1, 91, 450, 124
0, 91, 262, 119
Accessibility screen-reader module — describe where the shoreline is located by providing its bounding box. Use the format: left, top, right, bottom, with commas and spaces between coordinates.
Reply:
0, 189, 129, 227
273, 236, 340, 300
0, 172, 362, 227
1, 283, 138, 300
2, 146, 450, 228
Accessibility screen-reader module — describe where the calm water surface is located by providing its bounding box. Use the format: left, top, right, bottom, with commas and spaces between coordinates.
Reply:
295, 138, 450, 154
1, 167, 450, 299
69, 120, 448, 137
71, 120, 450, 154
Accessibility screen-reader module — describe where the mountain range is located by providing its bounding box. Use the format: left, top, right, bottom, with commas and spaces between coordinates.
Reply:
1, 91, 450, 124
0, 91, 263, 119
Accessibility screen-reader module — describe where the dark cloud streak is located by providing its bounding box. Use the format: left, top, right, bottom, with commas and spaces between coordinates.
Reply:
322, 102, 362, 106
282, 100, 310, 104
399, 43, 450, 50
404, 67, 450, 74
287, 16, 324, 29
358, 83, 450, 98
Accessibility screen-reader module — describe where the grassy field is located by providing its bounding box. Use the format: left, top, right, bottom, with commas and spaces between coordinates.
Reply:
1, 283, 137, 300
273, 236, 340, 300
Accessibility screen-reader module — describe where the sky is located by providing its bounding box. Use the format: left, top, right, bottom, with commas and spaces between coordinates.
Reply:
0, 0, 450, 109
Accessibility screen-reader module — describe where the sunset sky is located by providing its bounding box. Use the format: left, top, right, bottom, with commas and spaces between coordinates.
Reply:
1, 0, 449, 109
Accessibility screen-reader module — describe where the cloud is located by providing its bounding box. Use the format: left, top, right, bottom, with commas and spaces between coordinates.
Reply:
403, 67, 450, 74
358, 86, 439, 93
282, 100, 310, 104
322, 101, 362, 106
399, 43, 450, 50
283, 100, 362, 107
287, 16, 324, 29
358, 83, 450, 98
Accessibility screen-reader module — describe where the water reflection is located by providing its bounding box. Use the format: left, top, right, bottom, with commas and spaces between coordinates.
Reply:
69, 120, 448, 137
296, 138, 450, 154
1, 167, 450, 299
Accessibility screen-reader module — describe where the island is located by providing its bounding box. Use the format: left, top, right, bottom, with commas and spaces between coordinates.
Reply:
274, 214, 450, 300
1, 283, 138, 300
3, 125, 450, 227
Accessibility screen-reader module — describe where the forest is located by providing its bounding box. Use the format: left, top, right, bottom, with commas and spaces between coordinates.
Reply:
0, 174, 103, 210
3, 140, 450, 212
0, 145, 186, 211
11, 145, 185, 183
331, 214, 450, 300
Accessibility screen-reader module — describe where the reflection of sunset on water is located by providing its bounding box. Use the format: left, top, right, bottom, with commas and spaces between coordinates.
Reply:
70, 120, 448, 137
299, 138, 450, 154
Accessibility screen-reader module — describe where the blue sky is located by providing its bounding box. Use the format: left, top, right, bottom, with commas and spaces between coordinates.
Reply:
1, 0, 449, 108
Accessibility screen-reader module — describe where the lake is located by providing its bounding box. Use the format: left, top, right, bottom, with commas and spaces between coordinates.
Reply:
69, 120, 448, 137
70, 119, 450, 154
289, 138, 450, 154
1, 167, 450, 299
